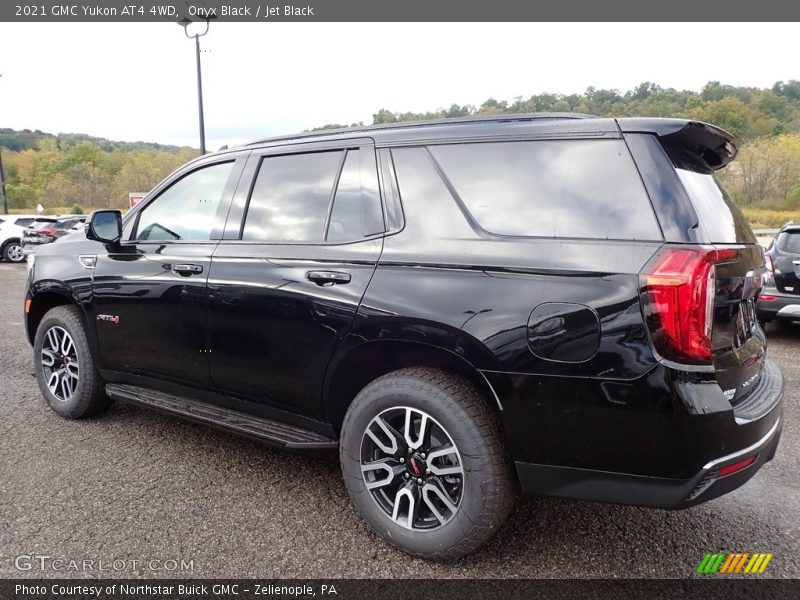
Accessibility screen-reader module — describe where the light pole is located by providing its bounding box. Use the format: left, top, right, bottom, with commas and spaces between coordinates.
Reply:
177, 19, 210, 155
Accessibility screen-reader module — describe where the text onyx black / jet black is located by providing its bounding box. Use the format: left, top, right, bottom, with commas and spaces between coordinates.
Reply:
24, 114, 784, 560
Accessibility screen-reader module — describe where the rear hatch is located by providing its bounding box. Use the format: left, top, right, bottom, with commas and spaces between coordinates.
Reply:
770, 227, 800, 295
658, 128, 766, 406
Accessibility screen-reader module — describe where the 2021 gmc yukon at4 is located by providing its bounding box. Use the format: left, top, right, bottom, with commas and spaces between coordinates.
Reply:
25, 114, 783, 560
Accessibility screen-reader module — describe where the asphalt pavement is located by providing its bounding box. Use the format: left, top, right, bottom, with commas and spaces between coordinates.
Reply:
0, 261, 798, 578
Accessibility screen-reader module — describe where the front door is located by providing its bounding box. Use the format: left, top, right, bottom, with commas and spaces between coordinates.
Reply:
91, 157, 245, 387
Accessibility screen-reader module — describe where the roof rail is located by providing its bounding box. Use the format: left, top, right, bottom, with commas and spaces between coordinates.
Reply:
243, 112, 599, 147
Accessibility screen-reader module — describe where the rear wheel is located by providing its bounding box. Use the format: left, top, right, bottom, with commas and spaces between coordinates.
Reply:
2, 241, 24, 263
33, 305, 111, 418
339, 368, 515, 560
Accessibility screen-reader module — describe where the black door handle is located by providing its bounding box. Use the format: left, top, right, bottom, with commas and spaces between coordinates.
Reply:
306, 270, 351, 286
173, 263, 204, 276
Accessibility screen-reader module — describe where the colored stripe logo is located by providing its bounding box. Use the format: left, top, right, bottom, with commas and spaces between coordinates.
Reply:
697, 552, 773, 574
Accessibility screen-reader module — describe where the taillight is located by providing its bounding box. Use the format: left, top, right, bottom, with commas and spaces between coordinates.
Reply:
39, 228, 55, 237
639, 246, 738, 364
763, 252, 776, 287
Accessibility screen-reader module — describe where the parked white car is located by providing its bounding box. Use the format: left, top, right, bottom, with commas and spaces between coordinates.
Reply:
1, 215, 43, 263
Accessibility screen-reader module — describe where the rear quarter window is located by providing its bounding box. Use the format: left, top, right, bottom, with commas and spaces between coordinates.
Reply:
428, 139, 662, 241
670, 152, 756, 244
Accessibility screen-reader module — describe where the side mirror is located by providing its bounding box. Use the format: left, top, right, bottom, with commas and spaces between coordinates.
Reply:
85, 210, 122, 245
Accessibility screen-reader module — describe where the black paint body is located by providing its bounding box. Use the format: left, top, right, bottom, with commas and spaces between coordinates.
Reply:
25, 115, 783, 508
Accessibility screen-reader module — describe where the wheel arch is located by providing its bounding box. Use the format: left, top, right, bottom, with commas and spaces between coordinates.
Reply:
323, 339, 510, 434
1, 237, 22, 255
26, 289, 87, 346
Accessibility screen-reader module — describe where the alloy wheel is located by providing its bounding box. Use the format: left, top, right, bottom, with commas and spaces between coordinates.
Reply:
6, 243, 24, 262
40, 326, 80, 402
360, 406, 464, 530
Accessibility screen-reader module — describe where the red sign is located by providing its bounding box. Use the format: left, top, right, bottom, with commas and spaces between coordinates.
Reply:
129, 193, 146, 208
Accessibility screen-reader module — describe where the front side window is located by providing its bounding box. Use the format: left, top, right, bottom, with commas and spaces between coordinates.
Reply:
429, 139, 662, 240
135, 161, 234, 241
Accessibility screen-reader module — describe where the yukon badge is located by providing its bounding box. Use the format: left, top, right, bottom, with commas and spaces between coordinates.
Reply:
97, 314, 120, 324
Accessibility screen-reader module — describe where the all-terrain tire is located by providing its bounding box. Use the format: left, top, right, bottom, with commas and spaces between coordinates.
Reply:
33, 305, 111, 418
339, 367, 516, 561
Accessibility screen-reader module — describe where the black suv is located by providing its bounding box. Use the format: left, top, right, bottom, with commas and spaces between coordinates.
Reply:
758, 222, 800, 324
24, 115, 783, 560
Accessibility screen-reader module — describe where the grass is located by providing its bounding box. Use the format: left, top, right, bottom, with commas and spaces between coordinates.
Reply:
4, 206, 87, 216
741, 208, 800, 230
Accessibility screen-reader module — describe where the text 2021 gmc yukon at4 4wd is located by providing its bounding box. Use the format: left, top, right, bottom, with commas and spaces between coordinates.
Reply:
25, 114, 783, 560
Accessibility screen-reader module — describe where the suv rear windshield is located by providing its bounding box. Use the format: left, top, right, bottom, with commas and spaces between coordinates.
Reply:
428, 139, 662, 241
670, 151, 756, 244
776, 230, 800, 253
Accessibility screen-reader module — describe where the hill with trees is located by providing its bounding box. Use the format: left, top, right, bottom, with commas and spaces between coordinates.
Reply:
3, 80, 800, 225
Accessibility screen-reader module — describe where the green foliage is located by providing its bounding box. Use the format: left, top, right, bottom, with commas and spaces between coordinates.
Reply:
0, 136, 196, 210
359, 80, 800, 138
70, 204, 84, 215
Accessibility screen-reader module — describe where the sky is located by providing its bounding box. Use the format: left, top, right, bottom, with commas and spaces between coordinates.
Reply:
0, 22, 798, 149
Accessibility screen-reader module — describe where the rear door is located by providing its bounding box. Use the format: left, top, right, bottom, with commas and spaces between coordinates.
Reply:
207, 140, 384, 419
771, 228, 800, 295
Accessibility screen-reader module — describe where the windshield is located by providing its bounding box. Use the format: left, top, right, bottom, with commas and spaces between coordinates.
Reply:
777, 231, 800, 254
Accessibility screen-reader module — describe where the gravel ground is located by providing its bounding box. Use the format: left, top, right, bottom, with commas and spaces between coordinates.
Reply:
0, 261, 797, 579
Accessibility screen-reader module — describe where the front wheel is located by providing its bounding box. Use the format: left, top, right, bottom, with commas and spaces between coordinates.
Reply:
339, 368, 516, 561
33, 305, 111, 418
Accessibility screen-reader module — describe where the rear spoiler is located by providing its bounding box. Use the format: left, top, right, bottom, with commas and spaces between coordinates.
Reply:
617, 118, 737, 170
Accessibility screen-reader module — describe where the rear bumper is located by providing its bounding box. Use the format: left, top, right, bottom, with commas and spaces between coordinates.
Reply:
512, 359, 784, 509
515, 416, 781, 508
757, 290, 800, 321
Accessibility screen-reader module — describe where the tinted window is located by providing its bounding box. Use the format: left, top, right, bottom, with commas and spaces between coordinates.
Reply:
777, 231, 800, 254
15, 218, 35, 227
55, 219, 80, 230
136, 161, 233, 241
672, 152, 756, 244
379, 149, 404, 232
429, 140, 662, 240
326, 149, 384, 242
243, 151, 342, 242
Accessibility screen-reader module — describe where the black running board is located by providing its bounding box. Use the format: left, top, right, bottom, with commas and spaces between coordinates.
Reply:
105, 383, 338, 451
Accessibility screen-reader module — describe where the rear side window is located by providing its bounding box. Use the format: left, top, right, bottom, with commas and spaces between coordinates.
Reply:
326, 149, 384, 242
243, 151, 341, 242
243, 148, 385, 243
671, 152, 756, 244
15, 218, 34, 227
777, 231, 800, 254
428, 140, 662, 240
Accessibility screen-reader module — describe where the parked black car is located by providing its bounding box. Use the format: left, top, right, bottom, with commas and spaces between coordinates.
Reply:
757, 222, 800, 324
24, 115, 783, 560
21, 216, 86, 255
